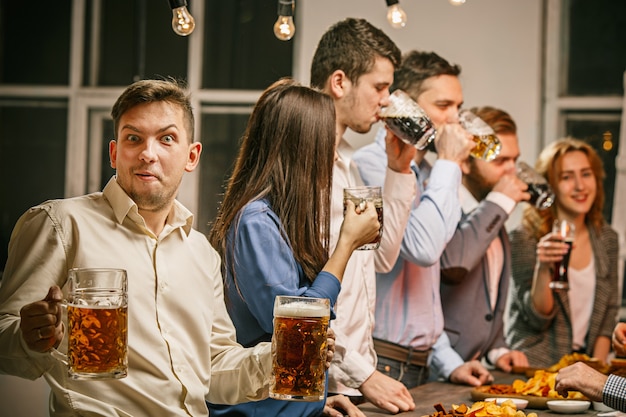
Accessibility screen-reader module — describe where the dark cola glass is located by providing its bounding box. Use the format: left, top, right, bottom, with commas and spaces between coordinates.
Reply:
526, 182, 555, 210
343, 186, 383, 250
382, 115, 437, 150
380, 90, 437, 150
550, 238, 573, 291
517, 162, 555, 210
549, 220, 575, 291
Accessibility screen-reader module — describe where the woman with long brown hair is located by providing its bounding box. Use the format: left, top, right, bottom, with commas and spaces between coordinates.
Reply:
207, 78, 379, 417
506, 138, 619, 368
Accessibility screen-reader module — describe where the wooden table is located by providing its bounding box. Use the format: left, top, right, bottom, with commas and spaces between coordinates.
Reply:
358, 371, 601, 417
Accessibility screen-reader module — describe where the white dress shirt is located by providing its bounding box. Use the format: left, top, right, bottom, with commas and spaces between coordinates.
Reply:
328, 138, 415, 396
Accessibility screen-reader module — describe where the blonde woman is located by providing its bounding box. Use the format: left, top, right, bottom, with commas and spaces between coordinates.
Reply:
506, 138, 619, 368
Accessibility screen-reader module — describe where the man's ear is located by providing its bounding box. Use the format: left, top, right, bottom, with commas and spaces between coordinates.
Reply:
109, 140, 117, 169
327, 70, 350, 100
185, 142, 202, 172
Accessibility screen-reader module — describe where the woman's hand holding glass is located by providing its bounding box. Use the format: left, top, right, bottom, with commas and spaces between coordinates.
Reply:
341, 199, 381, 252
536, 229, 571, 271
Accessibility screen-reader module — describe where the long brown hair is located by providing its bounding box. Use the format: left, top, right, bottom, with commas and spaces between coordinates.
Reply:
522, 137, 606, 239
209, 78, 336, 286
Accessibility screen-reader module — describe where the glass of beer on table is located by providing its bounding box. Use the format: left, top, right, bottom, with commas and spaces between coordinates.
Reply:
270, 296, 330, 401
53, 267, 128, 379
343, 186, 383, 250
458, 109, 502, 162
379, 89, 437, 150
550, 220, 575, 291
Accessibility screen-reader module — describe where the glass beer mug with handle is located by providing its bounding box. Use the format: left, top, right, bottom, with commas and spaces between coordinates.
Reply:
270, 296, 330, 401
516, 161, 555, 210
379, 89, 437, 150
51, 267, 128, 379
458, 109, 502, 162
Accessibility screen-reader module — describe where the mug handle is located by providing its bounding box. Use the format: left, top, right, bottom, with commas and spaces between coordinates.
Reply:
50, 347, 69, 366
49, 300, 69, 365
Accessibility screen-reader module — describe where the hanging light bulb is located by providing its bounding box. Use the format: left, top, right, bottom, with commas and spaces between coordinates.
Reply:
168, 0, 196, 36
385, 0, 407, 29
274, 0, 295, 41
449, 0, 467, 5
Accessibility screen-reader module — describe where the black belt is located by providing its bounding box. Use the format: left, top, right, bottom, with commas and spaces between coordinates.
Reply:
373, 338, 430, 367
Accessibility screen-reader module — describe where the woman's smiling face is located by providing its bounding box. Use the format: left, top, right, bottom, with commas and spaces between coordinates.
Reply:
554, 150, 597, 219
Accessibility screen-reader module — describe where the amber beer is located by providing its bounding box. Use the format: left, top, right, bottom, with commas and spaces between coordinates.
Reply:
68, 300, 128, 377
459, 109, 502, 162
343, 186, 383, 250
270, 296, 330, 401
64, 268, 128, 379
471, 133, 502, 162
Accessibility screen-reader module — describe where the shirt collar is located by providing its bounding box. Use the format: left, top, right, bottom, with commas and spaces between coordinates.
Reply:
336, 137, 356, 166
103, 177, 194, 236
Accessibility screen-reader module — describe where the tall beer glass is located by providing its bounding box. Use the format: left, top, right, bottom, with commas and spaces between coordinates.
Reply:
550, 220, 575, 291
270, 296, 330, 401
54, 268, 128, 379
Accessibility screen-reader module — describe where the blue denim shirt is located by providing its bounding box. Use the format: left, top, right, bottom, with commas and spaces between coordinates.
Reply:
207, 198, 340, 417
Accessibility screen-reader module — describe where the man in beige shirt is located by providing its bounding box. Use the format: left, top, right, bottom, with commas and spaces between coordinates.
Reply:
0, 78, 280, 416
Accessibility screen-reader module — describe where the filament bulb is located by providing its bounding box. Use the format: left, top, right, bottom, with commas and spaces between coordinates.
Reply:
385, 0, 407, 29
169, 0, 195, 36
274, 0, 295, 41
274, 16, 295, 41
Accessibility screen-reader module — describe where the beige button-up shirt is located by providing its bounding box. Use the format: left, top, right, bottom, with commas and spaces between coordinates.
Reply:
0, 177, 271, 416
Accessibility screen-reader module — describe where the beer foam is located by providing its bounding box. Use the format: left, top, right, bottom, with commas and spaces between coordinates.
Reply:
275, 301, 329, 318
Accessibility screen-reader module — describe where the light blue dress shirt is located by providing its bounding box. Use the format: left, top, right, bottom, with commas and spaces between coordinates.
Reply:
353, 129, 465, 379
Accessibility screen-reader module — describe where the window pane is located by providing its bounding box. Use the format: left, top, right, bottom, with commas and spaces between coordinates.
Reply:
0, 1, 71, 85
566, 0, 626, 96
564, 112, 621, 223
96, 117, 116, 191
0, 102, 68, 270
197, 112, 250, 236
202, 0, 293, 89
86, 0, 188, 86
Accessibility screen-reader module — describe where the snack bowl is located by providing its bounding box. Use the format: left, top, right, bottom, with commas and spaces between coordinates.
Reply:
592, 401, 615, 412
547, 400, 590, 414
484, 398, 529, 410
